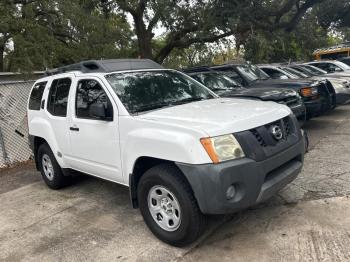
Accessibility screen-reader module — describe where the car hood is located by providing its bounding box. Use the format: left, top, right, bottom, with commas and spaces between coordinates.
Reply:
326, 72, 350, 79
136, 98, 290, 137
220, 87, 297, 101
250, 78, 319, 89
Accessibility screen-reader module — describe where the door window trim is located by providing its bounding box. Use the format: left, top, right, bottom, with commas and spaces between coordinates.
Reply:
74, 78, 114, 121
46, 77, 72, 117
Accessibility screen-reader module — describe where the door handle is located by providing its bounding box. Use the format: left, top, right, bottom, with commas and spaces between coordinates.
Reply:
41, 99, 45, 109
70, 126, 79, 131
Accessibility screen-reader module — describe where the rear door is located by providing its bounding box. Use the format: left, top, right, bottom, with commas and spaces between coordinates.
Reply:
45, 77, 73, 160
66, 77, 123, 183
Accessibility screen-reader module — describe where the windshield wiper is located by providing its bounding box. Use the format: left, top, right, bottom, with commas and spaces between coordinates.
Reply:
172, 97, 209, 105
132, 102, 171, 113
132, 97, 213, 114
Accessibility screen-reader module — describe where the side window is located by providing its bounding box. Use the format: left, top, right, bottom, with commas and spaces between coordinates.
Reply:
76, 79, 113, 120
47, 78, 72, 117
261, 68, 284, 79
215, 69, 244, 85
28, 81, 47, 110
315, 63, 337, 73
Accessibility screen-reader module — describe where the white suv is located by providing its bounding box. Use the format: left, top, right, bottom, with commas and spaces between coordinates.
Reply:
27, 59, 305, 246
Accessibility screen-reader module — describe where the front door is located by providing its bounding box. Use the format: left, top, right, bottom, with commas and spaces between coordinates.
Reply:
67, 77, 123, 183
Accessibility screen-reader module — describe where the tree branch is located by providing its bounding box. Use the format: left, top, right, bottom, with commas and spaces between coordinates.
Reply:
155, 30, 233, 64
115, 0, 138, 17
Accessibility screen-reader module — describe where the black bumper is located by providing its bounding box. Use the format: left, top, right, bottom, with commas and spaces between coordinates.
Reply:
336, 93, 350, 105
289, 103, 306, 120
304, 98, 324, 117
176, 139, 304, 215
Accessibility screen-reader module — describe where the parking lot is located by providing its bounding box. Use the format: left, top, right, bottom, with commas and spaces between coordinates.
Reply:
1, 105, 350, 262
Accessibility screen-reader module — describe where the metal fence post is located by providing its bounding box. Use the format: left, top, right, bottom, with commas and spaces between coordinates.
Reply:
0, 126, 9, 166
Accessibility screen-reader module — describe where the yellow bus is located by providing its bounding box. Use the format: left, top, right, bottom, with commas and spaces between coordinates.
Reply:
313, 43, 350, 60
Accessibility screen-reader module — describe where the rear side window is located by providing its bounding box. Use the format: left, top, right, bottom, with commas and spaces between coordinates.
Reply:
28, 82, 47, 110
47, 78, 72, 117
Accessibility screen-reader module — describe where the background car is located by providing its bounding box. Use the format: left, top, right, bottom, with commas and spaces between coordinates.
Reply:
210, 63, 336, 119
338, 57, 350, 66
184, 67, 306, 121
289, 65, 350, 105
261, 64, 350, 105
305, 60, 350, 75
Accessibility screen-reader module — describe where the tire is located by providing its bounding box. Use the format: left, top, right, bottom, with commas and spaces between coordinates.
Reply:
37, 143, 70, 189
137, 163, 206, 247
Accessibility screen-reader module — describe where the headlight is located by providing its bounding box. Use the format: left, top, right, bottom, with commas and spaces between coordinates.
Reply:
329, 79, 345, 90
200, 134, 245, 163
300, 87, 318, 97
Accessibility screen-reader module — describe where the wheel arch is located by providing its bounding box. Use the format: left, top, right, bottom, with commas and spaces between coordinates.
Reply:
32, 136, 49, 170
129, 157, 192, 209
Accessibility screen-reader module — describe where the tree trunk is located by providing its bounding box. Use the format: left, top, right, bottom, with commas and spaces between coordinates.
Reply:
0, 44, 4, 72
133, 16, 153, 59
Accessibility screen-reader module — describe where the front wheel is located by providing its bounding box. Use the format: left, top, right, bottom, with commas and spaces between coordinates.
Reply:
138, 164, 206, 247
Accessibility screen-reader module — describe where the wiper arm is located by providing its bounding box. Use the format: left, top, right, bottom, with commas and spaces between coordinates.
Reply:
172, 97, 206, 105
132, 103, 171, 113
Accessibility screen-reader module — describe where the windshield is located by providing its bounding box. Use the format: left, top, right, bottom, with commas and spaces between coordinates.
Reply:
334, 61, 350, 70
284, 67, 309, 78
301, 65, 327, 75
292, 66, 314, 76
105, 70, 216, 114
190, 72, 242, 91
235, 64, 270, 81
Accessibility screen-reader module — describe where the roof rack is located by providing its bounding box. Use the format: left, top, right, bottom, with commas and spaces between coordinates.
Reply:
45, 59, 164, 76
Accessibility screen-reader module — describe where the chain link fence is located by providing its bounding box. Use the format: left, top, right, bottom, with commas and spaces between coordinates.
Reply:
0, 81, 34, 168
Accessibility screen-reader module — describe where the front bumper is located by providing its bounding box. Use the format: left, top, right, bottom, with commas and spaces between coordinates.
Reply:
336, 92, 350, 105
289, 103, 306, 120
304, 98, 323, 117
176, 138, 304, 215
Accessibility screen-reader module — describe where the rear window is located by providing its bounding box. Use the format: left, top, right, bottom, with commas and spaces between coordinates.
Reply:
47, 78, 72, 117
28, 82, 47, 110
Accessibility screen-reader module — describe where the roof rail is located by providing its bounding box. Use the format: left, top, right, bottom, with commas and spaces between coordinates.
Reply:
45, 59, 164, 76
183, 66, 211, 73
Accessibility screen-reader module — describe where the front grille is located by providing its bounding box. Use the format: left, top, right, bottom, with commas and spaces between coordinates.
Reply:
277, 96, 300, 107
315, 81, 336, 111
234, 115, 301, 162
284, 97, 298, 106
325, 80, 336, 95
251, 129, 267, 147
249, 116, 293, 147
283, 117, 291, 136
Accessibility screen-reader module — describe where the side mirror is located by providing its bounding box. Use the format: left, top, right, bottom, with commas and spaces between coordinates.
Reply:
280, 75, 289, 80
89, 103, 108, 120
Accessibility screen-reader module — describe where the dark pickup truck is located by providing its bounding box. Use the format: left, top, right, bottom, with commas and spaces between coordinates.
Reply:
210, 63, 336, 119
184, 67, 306, 120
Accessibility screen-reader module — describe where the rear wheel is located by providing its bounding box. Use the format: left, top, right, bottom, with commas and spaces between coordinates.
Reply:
138, 164, 206, 247
37, 143, 70, 189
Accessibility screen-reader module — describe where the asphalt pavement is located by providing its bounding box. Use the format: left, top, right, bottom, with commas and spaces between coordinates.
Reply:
0, 105, 350, 262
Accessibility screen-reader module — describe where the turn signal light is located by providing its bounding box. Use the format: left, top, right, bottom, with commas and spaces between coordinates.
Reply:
200, 138, 219, 164
300, 88, 312, 97
300, 87, 318, 97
